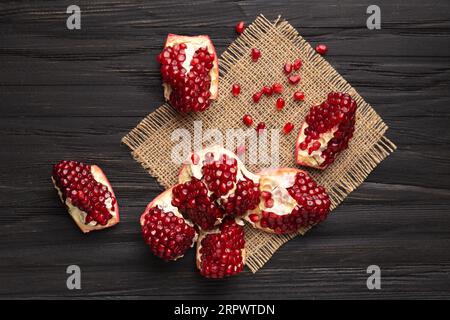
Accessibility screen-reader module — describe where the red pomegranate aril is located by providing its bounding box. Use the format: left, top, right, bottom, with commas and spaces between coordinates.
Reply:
191, 152, 200, 165
256, 122, 266, 134
276, 98, 285, 111
235, 21, 245, 34
272, 83, 283, 94
262, 86, 273, 96
288, 74, 301, 85
293, 91, 305, 101
232, 84, 241, 97
243, 114, 253, 126
251, 48, 261, 61
315, 44, 328, 55
252, 91, 263, 103
283, 122, 294, 134
249, 214, 260, 223
283, 62, 293, 75
293, 59, 302, 70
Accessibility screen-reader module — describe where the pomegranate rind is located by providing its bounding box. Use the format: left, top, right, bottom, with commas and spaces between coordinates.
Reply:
52, 165, 119, 234
295, 122, 327, 169
163, 34, 219, 100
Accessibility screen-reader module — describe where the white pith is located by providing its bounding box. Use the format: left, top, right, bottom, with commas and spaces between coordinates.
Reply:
163, 34, 219, 101
51, 165, 118, 233
296, 122, 337, 168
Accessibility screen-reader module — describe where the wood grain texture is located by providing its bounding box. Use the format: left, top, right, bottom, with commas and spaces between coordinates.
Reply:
0, 0, 449, 299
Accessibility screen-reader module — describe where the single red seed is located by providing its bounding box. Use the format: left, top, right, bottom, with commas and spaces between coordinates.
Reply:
293, 59, 302, 70
315, 44, 328, 55
283, 62, 292, 74
272, 83, 283, 94
262, 86, 273, 96
232, 84, 241, 97
256, 122, 266, 134
251, 48, 261, 61
276, 98, 285, 111
283, 122, 294, 134
243, 114, 253, 126
288, 74, 301, 85
293, 91, 305, 101
235, 21, 245, 34
252, 91, 263, 103
191, 153, 200, 165
261, 191, 272, 200
249, 214, 260, 223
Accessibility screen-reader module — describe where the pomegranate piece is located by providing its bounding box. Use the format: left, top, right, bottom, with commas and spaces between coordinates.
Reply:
243, 114, 253, 126
251, 48, 261, 61
158, 34, 219, 113
283, 122, 294, 134
288, 74, 301, 85
235, 21, 245, 34
272, 83, 283, 94
140, 188, 197, 261
196, 218, 245, 278
256, 122, 266, 134
315, 44, 328, 55
52, 160, 119, 233
245, 168, 331, 234
252, 91, 263, 103
232, 84, 241, 97
172, 178, 224, 230
283, 62, 293, 75
293, 91, 305, 101
293, 59, 302, 70
295, 92, 357, 169
276, 97, 285, 111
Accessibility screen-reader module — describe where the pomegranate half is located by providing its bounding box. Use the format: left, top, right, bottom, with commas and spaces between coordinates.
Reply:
158, 34, 219, 113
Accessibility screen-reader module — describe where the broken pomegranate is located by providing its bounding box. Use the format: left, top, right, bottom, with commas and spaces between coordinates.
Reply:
140, 188, 197, 261
52, 160, 119, 233
158, 34, 219, 112
295, 92, 357, 169
245, 168, 331, 234
196, 217, 245, 278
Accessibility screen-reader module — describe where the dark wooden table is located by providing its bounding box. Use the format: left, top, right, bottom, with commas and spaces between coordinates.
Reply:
1, 0, 449, 299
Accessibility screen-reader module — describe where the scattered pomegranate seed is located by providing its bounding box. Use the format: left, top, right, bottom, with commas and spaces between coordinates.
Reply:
251, 48, 261, 61
288, 74, 301, 85
232, 84, 241, 97
249, 214, 260, 223
293, 59, 302, 70
243, 114, 253, 126
256, 122, 266, 134
262, 86, 273, 96
276, 98, 285, 111
272, 83, 283, 94
252, 91, 263, 103
293, 91, 305, 101
315, 44, 328, 55
235, 21, 245, 34
283, 122, 294, 134
191, 152, 200, 165
283, 62, 292, 75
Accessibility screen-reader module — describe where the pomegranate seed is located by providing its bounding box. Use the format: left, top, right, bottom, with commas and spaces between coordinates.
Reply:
288, 74, 301, 85
276, 98, 285, 111
235, 21, 245, 34
293, 91, 305, 101
283, 62, 292, 74
293, 59, 302, 70
256, 122, 266, 134
249, 214, 260, 223
191, 152, 200, 165
272, 83, 283, 94
243, 114, 253, 126
265, 199, 274, 208
252, 91, 263, 103
251, 48, 261, 61
283, 122, 294, 134
232, 84, 241, 97
262, 86, 273, 96
261, 191, 272, 200
315, 44, 328, 55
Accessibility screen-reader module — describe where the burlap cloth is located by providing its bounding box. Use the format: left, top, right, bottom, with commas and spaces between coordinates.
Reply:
122, 15, 396, 272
